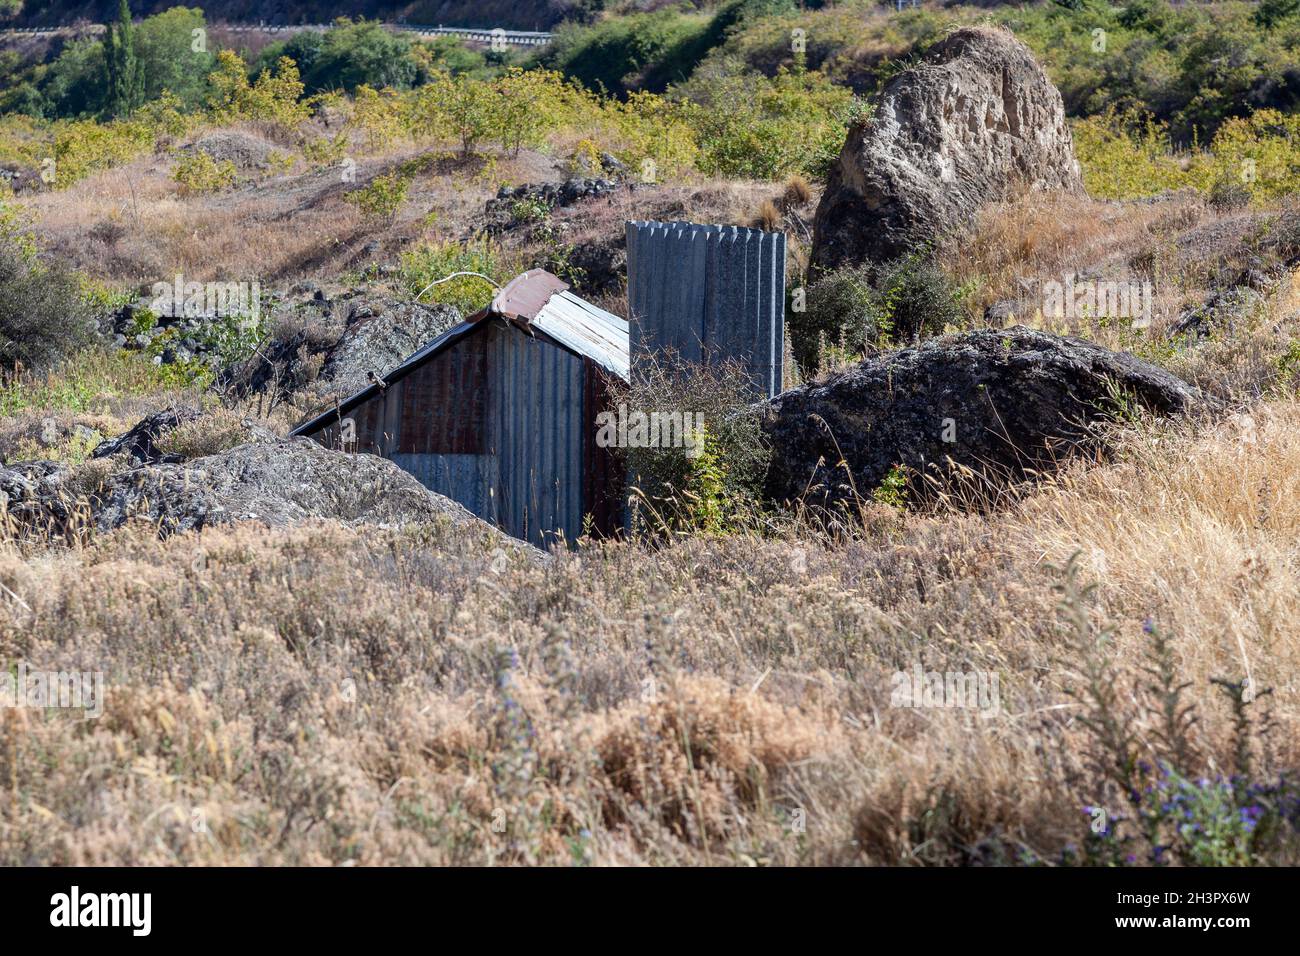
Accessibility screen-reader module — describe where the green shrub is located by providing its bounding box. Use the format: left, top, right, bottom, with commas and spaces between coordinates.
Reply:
681, 66, 857, 180
172, 149, 237, 194
260, 18, 418, 95
539, 9, 720, 96
344, 170, 411, 221
399, 239, 512, 314
613, 352, 771, 537
0, 215, 96, 372
798, 253, 963, 374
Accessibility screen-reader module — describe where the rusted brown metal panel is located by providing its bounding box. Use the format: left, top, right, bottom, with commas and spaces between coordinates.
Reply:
582, 357, 623, 538
396, 333, 486, 455
484, 269, 570, 326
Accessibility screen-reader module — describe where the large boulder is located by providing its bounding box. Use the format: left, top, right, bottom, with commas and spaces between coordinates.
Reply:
811, 27, 1083, 274
318, 294, 461, 397
0, 433, 515, 544
222, 290, 461, 402
761, 327, 1213, 511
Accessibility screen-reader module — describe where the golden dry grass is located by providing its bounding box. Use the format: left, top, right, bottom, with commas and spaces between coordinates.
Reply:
937, 190, 1208, 321
2, 399, 1297, 865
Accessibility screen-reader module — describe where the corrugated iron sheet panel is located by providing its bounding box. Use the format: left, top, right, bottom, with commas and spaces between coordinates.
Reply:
625, 220, 785, 398
483, 321, 586, 547
533, 291, 630, 381
291, 272, 629, 547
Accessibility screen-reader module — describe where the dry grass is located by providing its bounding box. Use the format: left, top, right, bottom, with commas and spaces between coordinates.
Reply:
2, 399, 1297, 865
937, 190, 1206, 319
18, 139, 563, 287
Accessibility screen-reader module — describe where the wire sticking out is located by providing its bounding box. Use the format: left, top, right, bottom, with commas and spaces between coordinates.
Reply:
414, 271, 500, 302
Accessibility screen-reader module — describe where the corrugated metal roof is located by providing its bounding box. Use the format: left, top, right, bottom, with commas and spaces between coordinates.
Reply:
291, 271, 628, 438
534, 291, 630, 381
480, 269, 570, 325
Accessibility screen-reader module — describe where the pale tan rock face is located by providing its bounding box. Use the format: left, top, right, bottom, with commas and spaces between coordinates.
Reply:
811, 26, 1083, 275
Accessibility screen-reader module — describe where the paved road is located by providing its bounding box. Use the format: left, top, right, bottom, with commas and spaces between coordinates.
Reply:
0, 21, 554, 48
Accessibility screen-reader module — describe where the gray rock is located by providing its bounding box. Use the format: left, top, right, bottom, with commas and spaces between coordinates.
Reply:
89, 438, 495, 535
3, 435, 521, 546
811, 27, 1082, 274
177, 131, 274, 172
761, 327, 1213, 511
486, 178, 620, 233
983, 300, 1020, 325
318, 295, 461, 397
222, 292, 461, 402
91, 406, 201, 464
1171, 286, 1264, 340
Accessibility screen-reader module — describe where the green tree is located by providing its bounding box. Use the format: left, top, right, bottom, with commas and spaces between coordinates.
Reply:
103, 0, 143, 118
260, 19, 417, 94
1256, 0, 1300, 29
135, 7, 213, 110
40, 38, 107, 118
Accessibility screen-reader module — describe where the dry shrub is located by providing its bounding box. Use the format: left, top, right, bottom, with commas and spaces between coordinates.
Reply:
936, 191, 1205, 318
749, 199, 782, 232
155, 407, 255, 460
593, 675, 842, 838
781, 174, 812, 211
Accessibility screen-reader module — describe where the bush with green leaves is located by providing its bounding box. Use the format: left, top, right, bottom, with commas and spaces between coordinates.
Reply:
1075, 106, 1300, 202
399, 239, 512, 314
539, 8, 721, 97
344, 169, 411, 221
678, 65, 858, 180
172, 149, 237, 194
259, 18, 418, 95
797, 253, 963, 374
613, 352, 771, 537
0, 210, 96, 372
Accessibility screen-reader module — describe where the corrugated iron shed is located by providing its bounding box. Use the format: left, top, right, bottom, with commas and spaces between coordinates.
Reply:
291, 270, 628, 547
292, 270, 629, 437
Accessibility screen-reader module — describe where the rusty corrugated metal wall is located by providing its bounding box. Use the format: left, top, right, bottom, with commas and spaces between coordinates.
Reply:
307, 321, 602, 547
625, 220, 786, 399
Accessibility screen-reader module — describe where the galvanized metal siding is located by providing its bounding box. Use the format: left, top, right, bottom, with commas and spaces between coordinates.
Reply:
298, 318, 602, 548
482, 322, 586, 547
626, 220, 786, 398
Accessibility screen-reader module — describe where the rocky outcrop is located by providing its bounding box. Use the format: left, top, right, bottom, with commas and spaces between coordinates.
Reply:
221, 290, 461, 402
317, 294, 461, 397
178, 131, 277, 172
486, 178, 624, 233
1, 434, 513, 541
90, 406, 202, 464
1171, 286, 1266, 340
811, 27, 1083, 274
761, 327, 1213, 511
89, 438, 489, 534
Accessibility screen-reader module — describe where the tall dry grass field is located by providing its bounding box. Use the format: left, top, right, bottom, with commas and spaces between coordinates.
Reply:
2, 402, 1296, 865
